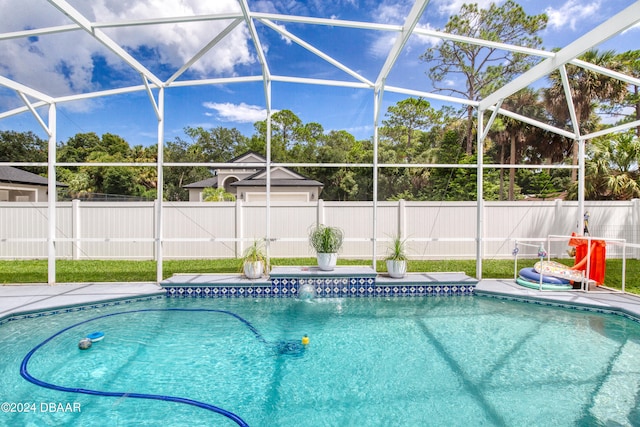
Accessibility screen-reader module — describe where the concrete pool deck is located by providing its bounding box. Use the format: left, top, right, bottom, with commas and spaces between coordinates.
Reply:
0, 282, 164, 321
1, 277, 640, 322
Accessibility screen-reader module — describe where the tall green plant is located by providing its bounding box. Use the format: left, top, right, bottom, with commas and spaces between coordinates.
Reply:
309, 225, 344, 253
242, 239, 266, 263
385, 235, 407, 261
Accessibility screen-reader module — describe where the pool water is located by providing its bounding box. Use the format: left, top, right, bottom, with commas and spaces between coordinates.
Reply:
2, 296, 640, 426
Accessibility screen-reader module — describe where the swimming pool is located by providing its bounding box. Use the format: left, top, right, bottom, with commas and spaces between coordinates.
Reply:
2, 296, 640, 426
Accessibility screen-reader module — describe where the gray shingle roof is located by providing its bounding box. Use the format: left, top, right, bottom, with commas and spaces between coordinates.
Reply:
183, 177, 218, 189
230, 178, 323, 187
0, 166, 66, 186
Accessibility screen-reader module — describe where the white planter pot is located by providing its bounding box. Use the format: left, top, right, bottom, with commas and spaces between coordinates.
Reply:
386, 260, 407, 278
243, 261, 264, 279
317, 253, 338, 271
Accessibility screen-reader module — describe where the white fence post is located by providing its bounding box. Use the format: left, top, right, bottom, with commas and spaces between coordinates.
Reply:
72, 199, 81, 260
236, 199, 243, 258
153, 199, 159, 261
317, 199, 325, 225
633, 198, 639, 259
398, 199, 406, 239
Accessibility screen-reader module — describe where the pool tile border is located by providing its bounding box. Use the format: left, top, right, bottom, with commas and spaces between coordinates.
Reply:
164, 277, 476, 298
0, 294, 164, 326
478, 292, 640, 324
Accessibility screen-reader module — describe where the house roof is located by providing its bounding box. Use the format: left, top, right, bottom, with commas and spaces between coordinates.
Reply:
0, 166, 66, 187
183, 152, 323, 189
230, 167, 323, 188
231, 178, 323, 187
183, 176, 218, 189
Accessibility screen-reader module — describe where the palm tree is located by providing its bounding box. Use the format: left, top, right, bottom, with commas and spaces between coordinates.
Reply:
490, 88, 544, 200
568, 131, 640, 200
544, 49, 629, 182
503, 88, 545, 200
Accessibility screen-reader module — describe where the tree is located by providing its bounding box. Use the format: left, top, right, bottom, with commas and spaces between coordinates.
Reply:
544, 49, 629, 181
0, 130, 48, 174
57, 132, 102, 163
381, 97, 441, 160
516, 169, 561, 200
163, 138, 211, 201
316, 130, 373, 201
614, 50, 640, 137
101, 133, 130, 157
183, 126, 245, 161
421, 0, 547, 154
569, 131, 640, 200
491, 88, 545, 200
203, 187, 236, 202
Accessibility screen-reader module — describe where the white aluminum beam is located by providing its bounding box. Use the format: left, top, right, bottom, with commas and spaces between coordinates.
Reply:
47, 0, 163, 88
384, 85, 478, 106
238, 0, 270, 82
585, 119, 640, 140
259, 18, 373, 87
0, 75, 54, 104
47, 103, 56, 285
155, 88, 165, 283
560, 65, 581, 138
250, 12, 401, 32
481, 99, 503, 142
143, 76, 161, 121
165, 18, 244, 85
170, 76, 263, 87
271, 75, 370, 89
488, 105, 577, 139
0, 24, 79, 40
17, 92, 51, 137
93, 13, 244, 29
375, 0, 431, 89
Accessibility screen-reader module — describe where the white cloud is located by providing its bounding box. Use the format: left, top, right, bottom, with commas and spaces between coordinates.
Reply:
92, 0, 253, 75
203, 102, 272, 123
432, 0, 504, 16
0, 0, 255, 105
545, 0, 601, 31
367, 1, 439, 58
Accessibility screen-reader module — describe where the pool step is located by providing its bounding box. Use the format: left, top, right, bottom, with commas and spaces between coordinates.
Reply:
161, 267, 478, 298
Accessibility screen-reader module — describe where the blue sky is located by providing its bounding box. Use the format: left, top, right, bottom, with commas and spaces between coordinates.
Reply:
0, 0, 638, 148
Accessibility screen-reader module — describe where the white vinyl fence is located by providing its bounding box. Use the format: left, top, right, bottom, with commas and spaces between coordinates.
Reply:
1, 199, 638, 260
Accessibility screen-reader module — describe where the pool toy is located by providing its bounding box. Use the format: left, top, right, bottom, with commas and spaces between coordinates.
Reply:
519, 267, 570, 285
515, 277, 573, 291
533, 261, 585, 282
87, 331, 104, 342
302, 335, 309, 345
78, 338, 92, 350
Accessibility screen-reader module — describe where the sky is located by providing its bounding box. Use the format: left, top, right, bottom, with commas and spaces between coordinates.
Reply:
0, 0, 638, 148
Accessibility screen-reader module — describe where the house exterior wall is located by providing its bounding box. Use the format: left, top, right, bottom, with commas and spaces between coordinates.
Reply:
188, 188, 202, 202
0, 183, 47, 202
239, 186, 319, 202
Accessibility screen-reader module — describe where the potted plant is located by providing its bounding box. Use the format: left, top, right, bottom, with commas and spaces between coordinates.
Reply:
242, 239, 266, 279
385, 235, 407, 278
309, 224, 344, 271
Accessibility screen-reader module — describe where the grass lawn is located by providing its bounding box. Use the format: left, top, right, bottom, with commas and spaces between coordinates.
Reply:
1, 258, 638, 295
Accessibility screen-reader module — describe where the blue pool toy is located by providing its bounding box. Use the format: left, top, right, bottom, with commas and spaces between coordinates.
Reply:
87, 331, 105, 342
